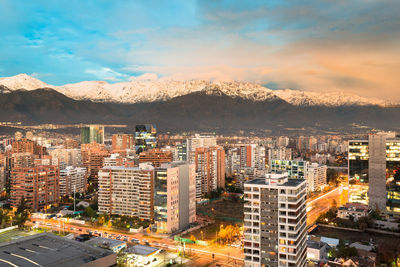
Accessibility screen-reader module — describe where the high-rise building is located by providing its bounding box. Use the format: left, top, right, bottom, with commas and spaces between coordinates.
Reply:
49, 148, 82, 168
348, 132, 400, 213
80, 125, 105, 145
112, 134, 134, 151
154, 162, 196, 233
81, 142, 110, 185
11, 165, 60, 211
270, 160, 307, 180
12, 152, 35, 168
103, 153, 125, 167
11, 138, 46, 156
244, 173, 307, 267
135, 124, 157, 154
98, 163, 154, 220
176, 142, 187, 161
268, 147, 292, 168
60, 166, 87, 196
187, 134, 217, 163
139, 149, 173, 167
306, 163, 327, 192
195, 146, 225, 198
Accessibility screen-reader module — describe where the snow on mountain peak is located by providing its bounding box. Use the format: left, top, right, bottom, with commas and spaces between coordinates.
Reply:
0, 73, 391, 107
0, 73, 51, 90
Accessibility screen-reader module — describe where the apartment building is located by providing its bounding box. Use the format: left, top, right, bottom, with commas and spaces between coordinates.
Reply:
195, 146, 225, 197
244, 173, 307, 267
60, 166, 87, 196
11, 165, 60, 211
98, 163, 154, 220
81, 142, 110, 185
139, 149, 173, 167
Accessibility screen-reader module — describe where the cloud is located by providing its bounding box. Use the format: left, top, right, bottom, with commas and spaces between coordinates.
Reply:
85, 67, 128, 82
0, 0, 399, 100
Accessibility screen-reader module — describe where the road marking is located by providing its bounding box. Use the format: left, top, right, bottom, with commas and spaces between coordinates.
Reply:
0, 258, 19, 267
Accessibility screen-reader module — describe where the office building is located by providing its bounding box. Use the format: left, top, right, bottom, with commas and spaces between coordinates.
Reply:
270, 160, 307, 180
139, 148, 173, 167
176, 142, 187, 161
135, 124, 157, 154
154, 162, 196, 233
195, 146, 225, 197
11, 164, 59, 211
244, 173, 307, 267
348, 132, 400, 213
80, 125, 105, 144
98, 163, 154, 220
60, 166, 87, 196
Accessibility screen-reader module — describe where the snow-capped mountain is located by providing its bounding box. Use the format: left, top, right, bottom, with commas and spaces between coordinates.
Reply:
0, 73, 389, 107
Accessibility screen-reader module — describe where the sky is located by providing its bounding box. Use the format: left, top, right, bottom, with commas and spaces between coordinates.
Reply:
0, 0, 399, 100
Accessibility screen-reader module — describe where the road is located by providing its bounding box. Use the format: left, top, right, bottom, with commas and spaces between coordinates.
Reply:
306, 185, 348, 226
28, 218, 244, 266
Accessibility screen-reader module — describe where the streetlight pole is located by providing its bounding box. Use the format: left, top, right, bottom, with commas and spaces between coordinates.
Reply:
73, 185, 76, 213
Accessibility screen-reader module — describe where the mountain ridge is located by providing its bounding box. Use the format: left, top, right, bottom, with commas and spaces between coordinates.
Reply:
0, 73, 391, 107
0, 86, 399, 135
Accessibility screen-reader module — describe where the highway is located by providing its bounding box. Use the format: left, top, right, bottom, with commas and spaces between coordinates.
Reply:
306, 185, 348, 225
28, 218, 244, 266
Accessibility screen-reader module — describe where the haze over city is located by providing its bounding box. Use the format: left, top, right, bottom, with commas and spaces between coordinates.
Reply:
0, 1, 399, 267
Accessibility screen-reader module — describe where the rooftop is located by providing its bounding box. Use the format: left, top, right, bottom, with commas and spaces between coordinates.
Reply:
245, 178, 305, 187
126, 245, 159, 257
0, 233, 114, 267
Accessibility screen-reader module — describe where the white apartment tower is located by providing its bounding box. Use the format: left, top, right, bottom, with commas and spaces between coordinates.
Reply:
244, 172, 307, 267
59, 166, 87, 196
306, 163, 327, 192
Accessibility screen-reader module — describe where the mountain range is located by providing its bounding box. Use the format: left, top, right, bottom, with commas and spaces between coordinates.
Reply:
0, 74, 399, 134
0, 74, 391, 107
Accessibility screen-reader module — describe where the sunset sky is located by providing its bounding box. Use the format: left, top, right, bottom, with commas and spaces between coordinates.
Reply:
1, 0, 399, 100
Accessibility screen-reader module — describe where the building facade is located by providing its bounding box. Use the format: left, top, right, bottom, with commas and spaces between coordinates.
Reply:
60, 166, 87, 196
195, 146, 225, 197
80, 125, 105, 144
135, 124, 157, 154
244, 173, 307, 267
348, 132, 400, 213
98, 163, 154, 220
11, 165, 60, 211
139, 149, 173, 167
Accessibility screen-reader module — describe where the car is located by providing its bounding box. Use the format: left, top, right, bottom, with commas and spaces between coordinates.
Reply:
152, 258, 157, 262
131, 238, 140, 243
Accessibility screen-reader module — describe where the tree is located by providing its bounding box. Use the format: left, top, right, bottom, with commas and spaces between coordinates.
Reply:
85, 206, 96, 218
379, 239, 400, 267
13, 198, 30, 228
0, 209, 11, 228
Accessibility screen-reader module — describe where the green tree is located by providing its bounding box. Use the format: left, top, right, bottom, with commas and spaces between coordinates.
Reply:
13, 198, 30, 228
85, 206, 96, 218
0, 209, 11, 228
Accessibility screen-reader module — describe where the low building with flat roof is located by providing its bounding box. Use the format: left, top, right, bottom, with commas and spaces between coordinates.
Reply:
85, 236, 127, 252
0, 232, 115, 267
